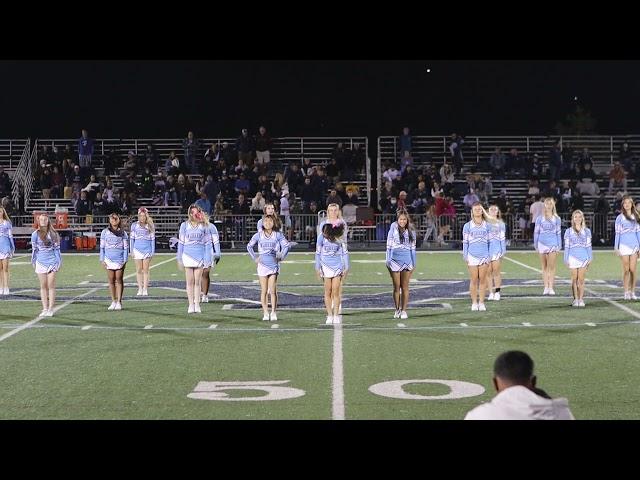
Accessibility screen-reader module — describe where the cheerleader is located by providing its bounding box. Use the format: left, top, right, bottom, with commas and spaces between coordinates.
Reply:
247, 214, 290, 321
385, 208, 417, 319
316, 221, 349, 324
462, 202, 494, 311
318, 203, 348, 314
31, 214, 61, 317
130, 207, 155, 296
201, 217, 221, 303
256, 202, 282, 231
0, 206, 15, 295
564, 210, 592, 307
100, 213, 129, 311
614, 195, 640, 300
177, 204, 212, 314
486, 205, 506, 301
534, 197, 562, 295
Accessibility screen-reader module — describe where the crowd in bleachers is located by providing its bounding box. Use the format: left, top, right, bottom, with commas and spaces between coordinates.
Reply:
30, 129, 367, 221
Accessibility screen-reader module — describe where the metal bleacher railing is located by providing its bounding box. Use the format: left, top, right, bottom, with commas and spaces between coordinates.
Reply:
10, 139, 32, 208
0, 139, 29, 170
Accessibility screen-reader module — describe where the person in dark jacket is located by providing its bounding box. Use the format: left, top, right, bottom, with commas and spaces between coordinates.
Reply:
78, 129, 94, 169
255, 126, 272, 165
236, 129, 255, 167
182, 131, 200, 174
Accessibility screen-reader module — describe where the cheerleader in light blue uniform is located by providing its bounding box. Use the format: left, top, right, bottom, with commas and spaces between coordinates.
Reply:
318, 203, 348, 315
564, 210, 592, 307
31, 214, 62, 317
130, 207, 155, 297
177, 204, 212, 314
534, 197, 562, 296
462, 202, 494, 311
385, 209, 417, 320
0, 206, 15, 295
487, 205, 507, 301
100, 213, 129, 311
247, 214, 290, 321
200, 217, 221, 303
614, 195, 640, 300
315, 221, 350, 324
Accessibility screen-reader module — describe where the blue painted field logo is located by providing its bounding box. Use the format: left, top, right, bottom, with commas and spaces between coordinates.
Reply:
368, 379, 485, 400
188, 381, 306, 401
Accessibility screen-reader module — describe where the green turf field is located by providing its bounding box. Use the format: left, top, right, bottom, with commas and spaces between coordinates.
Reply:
1, 250, 639, 419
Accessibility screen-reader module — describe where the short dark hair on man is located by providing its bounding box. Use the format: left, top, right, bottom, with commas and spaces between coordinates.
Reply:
493, 351, 534, 384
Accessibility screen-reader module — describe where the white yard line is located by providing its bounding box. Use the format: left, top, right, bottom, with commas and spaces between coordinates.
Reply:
332, 323, 345, 420
0, 256, 178, 345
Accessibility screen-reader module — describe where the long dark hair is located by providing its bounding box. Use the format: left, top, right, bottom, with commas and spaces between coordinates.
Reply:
396, 208, 415, 244
108, 213, 124, 237
322, 222, 345, 243
261, 214, 280, 232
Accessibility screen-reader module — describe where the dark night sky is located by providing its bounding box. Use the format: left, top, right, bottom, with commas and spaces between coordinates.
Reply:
1, 60, 639, 140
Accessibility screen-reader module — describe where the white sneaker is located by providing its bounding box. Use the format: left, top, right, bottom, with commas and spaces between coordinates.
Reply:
333, 315, 342, 324
136, 290, 143, 296
326, 315, 334, 325
478, 303, 487, 311
108, 302, 116, 311
114, 302, 122, 311
194, 304, 201, 313
543, 288, 549, 296
549, 289, 556, 296
632, 293, 638, 301
3, 288, 9, 295
579, 300, 586, 307
270, 312, 278, 322
400, 311, 408, 319
201, 295, 209, 303
494, 292, 501, 301
39, 309, 48, 317
572, 299, 579, 307
624, 291, 630, 300
188, 304, 195, 314
487, 292, 495, 301
45, 309, 54, 317
338, 304, 343, 314
393, 310, 400, 319
142, 289, 149, 296
471, 303, 479, 311
262, 312, 270, 321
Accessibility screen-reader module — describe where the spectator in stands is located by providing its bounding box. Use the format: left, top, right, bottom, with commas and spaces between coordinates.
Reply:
399, 127, 412, 154
543, 180, 562, 204
255, 126, 272, 166
103, 149, 117, 177
430, 180, 443, 198
236, 129, 254, 168
489, 147, 506, 179
141, 167, 154, 197
60, 144, 74, 164
220, 141, 236, 171
528, 153, 544, 179
40, 167, 52, 199
464, 350, 574, 420
562, 142, 575, 177
326, 189, 343, 208
577, 147, 593, 168
302, 157, 315, 177
449, 133, 464, 173
165, 151, 182, 177
123, 176, 138, 197
463, 188, 479, 213
495, 188, 509, 214
409, 181, 430, 214
326, 158, 340, 184
571, 190, 585, 211
300, 177, 318, 211
69, 165, 84, 201
104, 178, 115, 202
507, 148, 525, 178
195, 192, 212, 216
619, 142, 634, 172
203, 175, 219, 205
439, 162, 455, 195
234, 172, 251, 195
383, 163, 400, 185
231, 192, 250, 214
345, 186, 359, 206
593, 191, 611, 243
182, 131, 200, 174
395, 190, 407, 211
0, 167, 10, 195
286, 163, 305, 197
83, 174, 101, 202
352, 143, 366, 173
62, 157, 75, 180
50, 166, 65, 199
422, 204, 438, 246
528, 179, 540, 196
529, 194, 545, 237
608, 161, 628, 194
400, 151, 414, 174
548, 141, 563, 181
234, 157, 249, 177
335, 182, 348, 205
250, 192, 266, 214
312, 167, 329, 207
123, 150, 139, 179
401, 164, 418, 193
332, 142, 351, 176
576, 162, 599, 196
75, 190, 92, 216
78, 129, 94, 169
144, 144, 159, 173
202, 143, 219, 176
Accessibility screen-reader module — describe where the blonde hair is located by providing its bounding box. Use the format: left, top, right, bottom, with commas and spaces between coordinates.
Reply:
36, 214, 59, 244
471, 202, 497, 224
488, 204, 503, 222
0, 206, 10, 223
621, 195, 640, 223
543, 197, 559, 220
571, 210, 586, 233
137, 209, 155, 234
326, 203, 343, 222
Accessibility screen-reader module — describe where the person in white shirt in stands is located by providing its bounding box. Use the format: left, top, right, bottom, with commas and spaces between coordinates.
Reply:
528, 194, 545, 242
382, 164, 401, 184
465, 351, 574, 420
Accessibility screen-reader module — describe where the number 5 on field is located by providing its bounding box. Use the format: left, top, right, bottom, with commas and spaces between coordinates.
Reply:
188, 381, 306, 401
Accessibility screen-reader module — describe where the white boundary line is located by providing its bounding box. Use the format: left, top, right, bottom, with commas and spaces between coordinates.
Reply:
0, 256, 177, 345
332, 324, 345, 420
